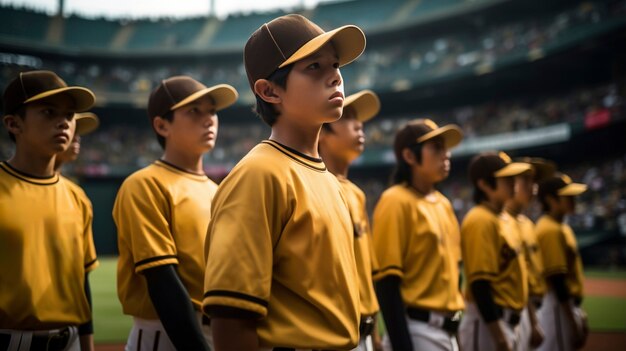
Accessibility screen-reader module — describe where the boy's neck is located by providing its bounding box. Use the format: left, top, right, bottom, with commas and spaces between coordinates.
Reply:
319, 150, 351, 178
480, 199, 503, 214
8, 148, 56, 177
505, 200, 524, 217
410, 172, 436, 195
161, 147, 204, 175
548, 209, 565, 223
270, 124, 322, 159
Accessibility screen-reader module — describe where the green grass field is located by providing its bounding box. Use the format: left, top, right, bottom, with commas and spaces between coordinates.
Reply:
90, 257, 626, 344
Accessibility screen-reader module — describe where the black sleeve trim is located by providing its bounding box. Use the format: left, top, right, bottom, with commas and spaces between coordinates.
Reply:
375, 276, 413, 351
471, 280, 499, 323
134, 255, 178, 268
547, 273, 571, 302
203, 290, 268, 308
84, 258, 98, 270
206, 305, 262, 319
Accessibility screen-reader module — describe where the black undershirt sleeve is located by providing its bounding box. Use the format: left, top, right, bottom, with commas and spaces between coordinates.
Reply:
548, 273, 571, 302
471, 280, 500, 323
375, 276, 413, 351
78, 273, 93, 335
144, 264, 209, 351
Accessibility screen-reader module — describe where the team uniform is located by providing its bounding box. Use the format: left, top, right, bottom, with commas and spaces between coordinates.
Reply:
373, 185, 464, 351
513, 213, 546, 351
203, 140, 360, 350
337, 177, 379, 351
459, 206, 528, 351
114, 159, 217, 351
535, 215, 585, 351
0, 161, 98, 350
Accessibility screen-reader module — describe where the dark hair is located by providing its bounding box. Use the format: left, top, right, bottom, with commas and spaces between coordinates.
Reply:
538, 187, 558, 213
391, 143, 423, 185
254, 64, 293, 126
153, 110, 174, 149
472, 176, 496, 204
6, 105, 26, 143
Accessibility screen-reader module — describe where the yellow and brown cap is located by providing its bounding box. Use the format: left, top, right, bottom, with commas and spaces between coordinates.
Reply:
3, 70, 95, 115
539, 173, 587, 198
148, 76, 238, 119
393, 118, 463, 162
516, 157, 556, 182
244, 14, 366, 89
469, 151, 533, 184
343, 89, 380, 122
75, 112, 99, 136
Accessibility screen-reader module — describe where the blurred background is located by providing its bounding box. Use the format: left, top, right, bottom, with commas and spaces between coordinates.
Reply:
1, 0, 625, 349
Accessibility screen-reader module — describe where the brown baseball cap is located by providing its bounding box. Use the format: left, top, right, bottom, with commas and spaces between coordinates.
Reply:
469, 151, 533, 184
244, 14, 366, 89
3, 70, 95, 115
75, 112, 99, 136
148, 76, 238, 119
539, 173, 587, 198
515, 157, 556, 182
343, 90, 380, 122
393, 118, 463, 161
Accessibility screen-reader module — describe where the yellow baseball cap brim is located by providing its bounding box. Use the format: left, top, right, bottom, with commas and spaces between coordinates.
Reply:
416, 124, 463, 149
75, 112, 99, 136
24, 86, 96, 112
170, 84, 238, 112
558, 183, 587, 196
279, 25, 366, 69
344, 90, 380, 122
495, 162, 533, 178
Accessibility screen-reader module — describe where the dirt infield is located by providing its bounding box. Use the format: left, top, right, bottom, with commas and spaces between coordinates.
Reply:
585, 277, 626, 298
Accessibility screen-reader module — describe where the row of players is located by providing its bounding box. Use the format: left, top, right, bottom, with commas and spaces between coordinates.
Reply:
0, 14, 588, 351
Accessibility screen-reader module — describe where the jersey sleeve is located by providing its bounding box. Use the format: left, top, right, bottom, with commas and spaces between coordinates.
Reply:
537, 223, 568, 277
81, 195, 99, 273
203, 163, 284, 317
372, 192, 408, 281
461, 212, 500, 284
113, 176, 178, 273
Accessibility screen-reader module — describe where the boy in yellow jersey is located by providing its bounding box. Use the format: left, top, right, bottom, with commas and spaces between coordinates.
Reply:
0, 70, 98, 351
371, 119, 465, 351
503, 157, 555, 351
536, 174, 588, 351
459, 152, 532, 351
113, 76, 237, 351
54, 112, 99, 172
319, 89, 381, 351
203, 14, 366, 351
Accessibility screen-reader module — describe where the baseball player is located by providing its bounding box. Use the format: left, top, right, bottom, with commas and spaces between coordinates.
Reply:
113, 76, 238, 351
371, 119, 465, 351
54, 112, 99, 172
0, 70, 98, 351
536, 173, 589, 351
459, 152, 532, 351
504, 157, 555, 351
202, 14, 366, 351
319, 89, 382, 351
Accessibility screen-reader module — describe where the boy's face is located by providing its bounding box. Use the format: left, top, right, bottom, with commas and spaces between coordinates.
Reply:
513, 173, 534, 206
7, 94, 77, 157
320, 108, 364, 162
164, 95, 218, 155
493, 176, 515, 206
414, 137, 451, 184
57, 134, 81, 165
277, 42, 344, 126
558, 195, 576, 214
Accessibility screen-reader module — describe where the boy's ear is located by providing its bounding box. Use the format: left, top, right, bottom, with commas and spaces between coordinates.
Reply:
3, 114, 22, 136
402, 147, 416, 165
152, 116, 170, 139
254, 79, 282, 104
477, 178, 492, 194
